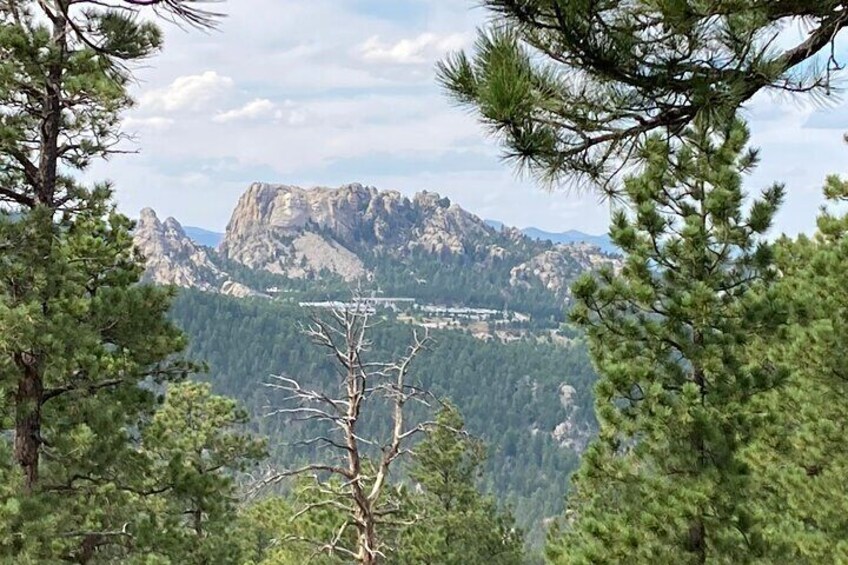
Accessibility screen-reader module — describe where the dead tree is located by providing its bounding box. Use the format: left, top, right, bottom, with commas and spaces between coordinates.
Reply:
264, 301, 433, 564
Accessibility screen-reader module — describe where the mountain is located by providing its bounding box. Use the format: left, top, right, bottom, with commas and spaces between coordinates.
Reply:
135, 183, 621, 318
523, 227, 617, 255
133, 208, 225, 292
134, 209, 262, 298
183, 226, 224, 248
486, 219, 618, 255
219, 182, 500, 281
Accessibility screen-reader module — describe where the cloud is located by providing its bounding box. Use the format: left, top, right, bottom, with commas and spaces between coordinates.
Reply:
140, 71, 234, 112
310, 149, 500, 179
213, 98, 310, 125
105, 0, 837, 238
123, 116, 174, 130
214, 98, 276, 123
359, 32, 467, 64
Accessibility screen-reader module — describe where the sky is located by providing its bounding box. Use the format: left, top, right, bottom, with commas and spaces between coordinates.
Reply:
88, 0, 848, 237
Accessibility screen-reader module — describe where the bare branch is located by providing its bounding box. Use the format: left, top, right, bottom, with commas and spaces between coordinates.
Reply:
263, 297, 434, 564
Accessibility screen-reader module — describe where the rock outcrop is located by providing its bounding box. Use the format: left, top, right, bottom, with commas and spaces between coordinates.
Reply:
221, 280, 263, 298
510, 243, 621, 298
218, 183, 498, 279
133, 208, 225, 291
135, 182, 620, 304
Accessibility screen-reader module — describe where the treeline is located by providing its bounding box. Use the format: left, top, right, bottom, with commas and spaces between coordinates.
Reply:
211, 233, 573, 324
361, 247, 571, 323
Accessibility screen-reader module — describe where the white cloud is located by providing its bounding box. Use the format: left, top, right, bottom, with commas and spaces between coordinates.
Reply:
123, 116, 174, 130
214, 98, 276, 123
274, 101, 309, 126
140, 71, 234, 112
359, 32, 467, 65
101, 0, 841, 237
214, 98, 310, 125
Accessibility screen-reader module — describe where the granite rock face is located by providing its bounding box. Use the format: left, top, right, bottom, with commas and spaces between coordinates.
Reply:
133, 208, 225, 291
218, 183, 498, 280
135, 182, 621, 300
510, 243, 621, 298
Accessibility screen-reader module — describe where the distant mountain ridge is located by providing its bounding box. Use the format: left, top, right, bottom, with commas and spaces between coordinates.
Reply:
133, 183, 621, 317
183, 226, 223, 248
485, 220, 617, 255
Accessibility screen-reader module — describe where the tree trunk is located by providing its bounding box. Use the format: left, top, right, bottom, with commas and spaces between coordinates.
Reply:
687, 519, 706, 565
37, 8, 67, 207
360, 519, 378, 565
14, 354, 43, 492
11, 1, 69, 495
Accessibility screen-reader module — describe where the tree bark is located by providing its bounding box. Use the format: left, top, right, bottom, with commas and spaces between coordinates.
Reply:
37, 3, 68, 207
14, 354, 43, 492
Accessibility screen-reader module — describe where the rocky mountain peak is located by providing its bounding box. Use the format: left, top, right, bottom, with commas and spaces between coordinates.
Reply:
133, 209, 225, 292
218, 183, 503, 280
139, 207, 160, 224
162, 216, 186, 234
135, 181, 621, 301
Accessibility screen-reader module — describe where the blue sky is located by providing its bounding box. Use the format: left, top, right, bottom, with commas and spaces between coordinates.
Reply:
89, 0, 848, 236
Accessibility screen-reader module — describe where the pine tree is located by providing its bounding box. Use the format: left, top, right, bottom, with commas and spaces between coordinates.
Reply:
0, 0, 221, 561
742, 177, 848, 562
138, 381, 266, 564
0, 198, 200, 562
242, 478, 372, 565
438, 1, 848, 187
546, 118, 787, 563
399, 403, 524, 565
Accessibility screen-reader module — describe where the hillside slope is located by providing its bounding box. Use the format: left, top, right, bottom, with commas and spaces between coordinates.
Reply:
130, 182, 615, 547
169, 290, 597, 546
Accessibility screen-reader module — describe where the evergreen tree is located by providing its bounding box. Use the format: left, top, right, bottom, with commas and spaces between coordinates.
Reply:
547, 118, 786, 563
439, 1, 848, 187
743, 177, 848, 562
0, 0, 221, 561
242, 478, 378, 565
398, 403, 524, 565
138, 382, 266, 564
0, 197, 198, 562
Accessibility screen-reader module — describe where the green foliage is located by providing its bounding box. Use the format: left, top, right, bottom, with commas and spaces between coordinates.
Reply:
243, 477, 418, 565
439, 1, 848, 185
549, 119, 787, 563
168, 289, 596, 544
0, 1, 229, 562
0, 2, 165, 209
242, 485, 348, 564
241, 405, 523, 565
0, 199, 195, 562
397, 403, 524, 565
137, 381, 266, 564
360, 245, 571, 323
741, 178, 848, 562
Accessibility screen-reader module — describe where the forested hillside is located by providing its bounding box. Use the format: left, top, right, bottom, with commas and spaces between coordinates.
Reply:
169, 290, 597, 544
